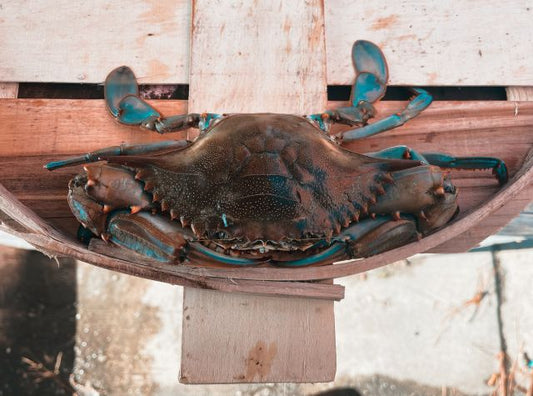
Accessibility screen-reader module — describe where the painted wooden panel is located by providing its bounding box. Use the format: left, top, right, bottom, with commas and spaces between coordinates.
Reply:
326, 0, 533, 85
0, 0, 190, 83
2, 1, 533, 86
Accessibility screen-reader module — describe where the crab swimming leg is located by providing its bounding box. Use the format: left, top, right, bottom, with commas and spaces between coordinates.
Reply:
367, 146, 508, 185
309, 41, 431, 136
309, 40, 389, 131
44, 140, 190, 170
105, 66, 221, 133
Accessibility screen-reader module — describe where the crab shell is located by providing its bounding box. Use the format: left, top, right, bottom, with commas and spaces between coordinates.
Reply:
68, 113, 458, 262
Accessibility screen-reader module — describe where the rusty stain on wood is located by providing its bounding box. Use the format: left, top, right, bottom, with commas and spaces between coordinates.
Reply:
370, 15, 399, 30
147, 59, 171, 81
244, 341, 278, 381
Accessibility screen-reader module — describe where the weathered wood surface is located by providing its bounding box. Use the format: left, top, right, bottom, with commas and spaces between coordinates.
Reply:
0, 99, 531, 251
325, 1, 533, 85
493, 87, 533, 239
2, 1, 533, 86
0, 0, 191, 84
181, 289, 336, 383
180, 0, 336, 384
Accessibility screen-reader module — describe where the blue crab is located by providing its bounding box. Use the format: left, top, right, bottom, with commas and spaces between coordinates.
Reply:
46, 41, 507, 266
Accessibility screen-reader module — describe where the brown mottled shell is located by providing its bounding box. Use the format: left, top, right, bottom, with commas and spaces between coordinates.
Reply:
109, 114, 415, 244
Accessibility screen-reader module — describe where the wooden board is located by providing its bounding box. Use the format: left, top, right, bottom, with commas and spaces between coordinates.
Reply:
180, 0, 336, 383
0, 0, 191, 83
2, 1, 533, 86
181, 289, 336, 383
325, 0, 533, 85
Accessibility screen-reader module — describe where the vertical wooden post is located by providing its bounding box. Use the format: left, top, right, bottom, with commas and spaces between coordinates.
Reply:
180, 0, 336, 383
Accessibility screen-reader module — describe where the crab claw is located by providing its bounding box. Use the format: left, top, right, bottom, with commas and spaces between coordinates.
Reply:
105, 66, 161, 126
351, 40, 388, 106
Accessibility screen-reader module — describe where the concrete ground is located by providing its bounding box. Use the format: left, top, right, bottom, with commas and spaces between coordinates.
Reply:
67, 246, 533, 396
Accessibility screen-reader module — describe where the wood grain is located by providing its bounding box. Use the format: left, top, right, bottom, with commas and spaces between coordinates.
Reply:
2, 2, 533, 86
181, 0, 336, 384
0, 0, 190, 83
181, 289, 336, 383
325, 0, 533, 85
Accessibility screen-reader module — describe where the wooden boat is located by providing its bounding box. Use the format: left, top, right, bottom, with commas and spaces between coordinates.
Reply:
0, 98, 531, 300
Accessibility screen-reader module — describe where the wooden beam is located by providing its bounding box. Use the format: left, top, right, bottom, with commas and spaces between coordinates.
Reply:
325, 1, 533, 85
180, 0, 336, 383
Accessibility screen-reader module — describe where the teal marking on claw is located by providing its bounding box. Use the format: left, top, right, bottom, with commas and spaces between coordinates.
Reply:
190, 242, 259, 266
105, 66, 139, 117
117, 95, 160, 125
278, 244, 344, 267
352, 40, 388, 105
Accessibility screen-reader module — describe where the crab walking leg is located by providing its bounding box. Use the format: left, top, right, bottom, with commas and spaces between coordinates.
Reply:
339, 88, 433, 141
366, 145, 430, 163
278, 216, 418, 267
106, 66, 220, 133
367, 145, 508, 185
45, 140, 189, 170
188, 243, 265, 266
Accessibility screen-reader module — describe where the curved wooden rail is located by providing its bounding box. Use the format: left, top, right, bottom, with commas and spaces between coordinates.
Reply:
0, 145, 531, 298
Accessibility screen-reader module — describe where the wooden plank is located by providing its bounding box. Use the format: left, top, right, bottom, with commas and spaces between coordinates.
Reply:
2, 2, 533, 87
325, 0, 533, 85
180, 0, 335, 384
0, 99, 189, 157
181, 289, 336, 383
494, 87, 533, 238
0, 0, 190, 83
